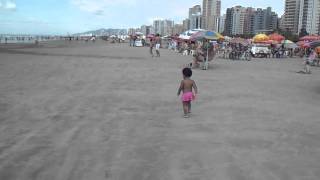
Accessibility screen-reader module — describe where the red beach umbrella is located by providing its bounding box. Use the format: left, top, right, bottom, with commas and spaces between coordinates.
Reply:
268, 33, 285, 43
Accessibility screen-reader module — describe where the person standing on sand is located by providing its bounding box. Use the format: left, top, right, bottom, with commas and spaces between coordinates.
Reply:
129, 35, 133, 46
133, 36, 137, 47
305, 49, 316, 74
177, 68, 198, 118
155, 34, 161, 57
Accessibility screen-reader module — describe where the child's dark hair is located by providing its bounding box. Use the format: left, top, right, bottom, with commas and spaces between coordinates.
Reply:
182, 67, 192, 77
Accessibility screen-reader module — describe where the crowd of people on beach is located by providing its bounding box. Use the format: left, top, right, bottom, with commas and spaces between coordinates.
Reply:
0, 36, 53, 44
127, 34, 320, 74
143, 36, 320, 73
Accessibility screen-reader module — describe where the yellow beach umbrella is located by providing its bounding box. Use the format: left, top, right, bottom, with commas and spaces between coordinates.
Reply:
253, 34, 269, 43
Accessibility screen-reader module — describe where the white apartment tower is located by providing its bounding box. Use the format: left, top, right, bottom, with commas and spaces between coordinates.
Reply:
298, 0, 320, 35
202, 0, 221, 31
231, 6, 247, 35
283, 0, 301, 34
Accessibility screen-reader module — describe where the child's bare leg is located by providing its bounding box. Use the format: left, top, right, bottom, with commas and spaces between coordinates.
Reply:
187, 102, 191, 113
182, 102, 189, 117
306, 64, 311, 73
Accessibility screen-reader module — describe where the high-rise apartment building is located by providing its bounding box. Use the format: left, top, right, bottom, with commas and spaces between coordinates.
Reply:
231, 6, 247, 35
153, 19, 174, 36
153, 20, 162, 35
141, 25, 151, 35
173, 24, 184, 35
162, 20, 174, 36
298, 0, 320, 35
243, 7, 256, 35
202, 0, 221, 31
224, 6, 278, 35
189, 5, 202, 29
183, 19, 190, 31
283, 0, 301, 34
218, 14, 226, 33
253, 7, 278, 34
282, 0, 320, 35
224, 8, 234, 35
189, 5, 202, 19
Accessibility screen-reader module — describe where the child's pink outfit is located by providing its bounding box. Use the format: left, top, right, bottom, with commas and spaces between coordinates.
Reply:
181, 92, 195, 102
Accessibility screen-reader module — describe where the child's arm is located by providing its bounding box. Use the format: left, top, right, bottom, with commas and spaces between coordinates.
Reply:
177, 80, 183, 96
193, 81, 198, 94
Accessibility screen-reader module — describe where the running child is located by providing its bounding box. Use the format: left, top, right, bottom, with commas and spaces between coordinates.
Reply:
177, 68, 198, 118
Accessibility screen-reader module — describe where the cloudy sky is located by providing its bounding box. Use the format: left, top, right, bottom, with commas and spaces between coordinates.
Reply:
0, 0, 284, 35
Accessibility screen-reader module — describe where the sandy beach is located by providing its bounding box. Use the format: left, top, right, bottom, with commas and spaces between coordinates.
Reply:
0, 40, 320, 180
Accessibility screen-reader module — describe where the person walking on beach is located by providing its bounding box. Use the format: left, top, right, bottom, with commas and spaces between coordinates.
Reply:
305, 49, 316, 74
155, 34, 161, 57
177, 68, 198, 118
149, 39, 155, 57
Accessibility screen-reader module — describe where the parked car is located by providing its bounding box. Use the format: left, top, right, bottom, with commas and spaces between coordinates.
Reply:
135, 39, 143, 47
251, 44, 270, 58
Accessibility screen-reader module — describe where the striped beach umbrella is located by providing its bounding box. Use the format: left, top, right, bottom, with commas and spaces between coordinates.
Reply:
309, 40, 320, 48
190, 31, 224, 41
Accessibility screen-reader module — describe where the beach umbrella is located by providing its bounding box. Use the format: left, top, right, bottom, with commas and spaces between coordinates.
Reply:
303, 43, 310, 48
297, 41, 310, 48
253, 34, 269, 43
281, 40, 294, 44
284, 43, 297, 49
268, 33, 285, 43
309, 40, 320, 48
260, 40, 278, 44
179, 29, 204, 40
296, 41, 304, 46
190, 31, 223, 70
146, 34, 155, 39
299, 35, 320, 41
281, 40, 296, 48
190, 30, 224, 41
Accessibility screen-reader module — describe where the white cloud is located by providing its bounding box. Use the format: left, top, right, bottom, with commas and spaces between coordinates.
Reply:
0, 0, 16, 10
71, 0, 137, 15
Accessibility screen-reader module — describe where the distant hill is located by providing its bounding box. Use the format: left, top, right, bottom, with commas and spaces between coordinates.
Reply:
73, 28, 127, 36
